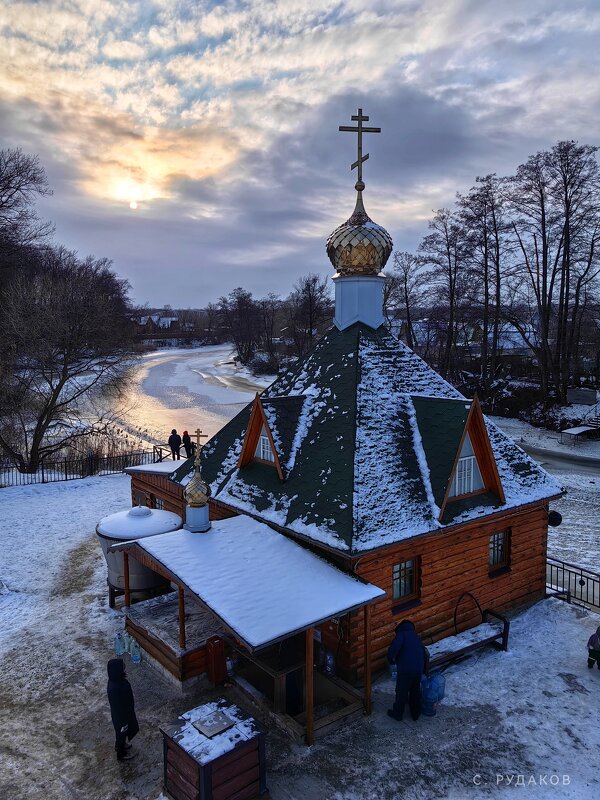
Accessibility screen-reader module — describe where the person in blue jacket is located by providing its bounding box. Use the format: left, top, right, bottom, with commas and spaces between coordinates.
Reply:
387, 619, 428, 721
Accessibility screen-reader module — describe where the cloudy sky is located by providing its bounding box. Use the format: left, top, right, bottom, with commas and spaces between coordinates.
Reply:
2, 0, 600, 307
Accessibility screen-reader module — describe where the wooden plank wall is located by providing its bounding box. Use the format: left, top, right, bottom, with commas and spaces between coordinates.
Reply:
131, 473, 185, 516
129, 475, 239, 525
334, 503, 549, 682
125, 616, 207, 681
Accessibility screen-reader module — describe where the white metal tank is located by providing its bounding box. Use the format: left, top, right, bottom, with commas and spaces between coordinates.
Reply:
96, 506, 182, 593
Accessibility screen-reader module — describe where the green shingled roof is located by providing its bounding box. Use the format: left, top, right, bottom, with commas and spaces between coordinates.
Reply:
412, 396, 471, 507
170, 323, 561, 554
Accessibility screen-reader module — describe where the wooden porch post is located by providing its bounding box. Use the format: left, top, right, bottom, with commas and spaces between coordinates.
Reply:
123, 552, 131, 607
305, 627, 314, 746
178, 586, 186, 650
363, 604, 372, 715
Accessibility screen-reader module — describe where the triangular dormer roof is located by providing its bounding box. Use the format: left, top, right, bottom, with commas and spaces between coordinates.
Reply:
237, 394, 285, 480
411, 395, 505, 522
171, 324, 561, 554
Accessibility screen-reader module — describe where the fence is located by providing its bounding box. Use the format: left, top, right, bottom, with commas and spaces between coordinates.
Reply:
546, 557, 600, 613
0, 450, 156, 488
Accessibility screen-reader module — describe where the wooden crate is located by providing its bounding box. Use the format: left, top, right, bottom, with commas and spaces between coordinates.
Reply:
161, 701, 267, 800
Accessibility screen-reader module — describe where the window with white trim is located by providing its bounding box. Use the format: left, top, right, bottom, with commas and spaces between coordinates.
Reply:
450, 433, 484, 497
257, 426, 275, 463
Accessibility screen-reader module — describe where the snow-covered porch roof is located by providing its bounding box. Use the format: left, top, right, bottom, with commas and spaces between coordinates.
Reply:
111, 515, 386, 651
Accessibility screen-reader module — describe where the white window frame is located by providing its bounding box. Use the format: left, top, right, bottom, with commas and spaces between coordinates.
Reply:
258, 429, 275, 463
454, 455, 476, 496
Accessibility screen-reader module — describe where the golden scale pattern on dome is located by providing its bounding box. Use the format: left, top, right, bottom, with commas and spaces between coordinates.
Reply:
184, 428, 211, 507
326, 107, 393, 276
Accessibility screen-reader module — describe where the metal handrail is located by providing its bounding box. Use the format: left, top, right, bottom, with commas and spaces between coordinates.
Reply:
546, 557, 600, 612
547, 557, 600, 581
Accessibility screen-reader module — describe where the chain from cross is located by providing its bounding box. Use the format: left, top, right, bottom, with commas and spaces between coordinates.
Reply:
339, 108, 381, 189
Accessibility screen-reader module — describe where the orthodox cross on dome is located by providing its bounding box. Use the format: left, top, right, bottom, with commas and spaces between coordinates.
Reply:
194, 428, 208, 465
339, 108, 381, 191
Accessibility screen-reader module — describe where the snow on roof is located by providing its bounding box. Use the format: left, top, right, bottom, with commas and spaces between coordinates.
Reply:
97, 506, 182, 539
125, 461, 181, 476
164, 701, 261, 765
174, 324, 561, 554
135, 515, 385, 650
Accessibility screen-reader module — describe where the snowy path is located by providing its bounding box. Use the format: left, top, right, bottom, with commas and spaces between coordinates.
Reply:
1, 478, 599, 799
117, 345, 274, 446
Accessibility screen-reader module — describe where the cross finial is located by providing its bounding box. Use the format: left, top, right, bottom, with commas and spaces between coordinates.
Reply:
339, 108, 381, 191
194, 428, 208, 450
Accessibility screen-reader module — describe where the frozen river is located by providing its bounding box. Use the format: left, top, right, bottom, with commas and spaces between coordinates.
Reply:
118, 345, 273, 447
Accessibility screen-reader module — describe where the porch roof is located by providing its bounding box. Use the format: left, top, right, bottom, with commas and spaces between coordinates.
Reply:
112, 515, 385, 651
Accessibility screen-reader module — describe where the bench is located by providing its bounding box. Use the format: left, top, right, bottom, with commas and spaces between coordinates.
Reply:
426, 609, 510, 674
560, 426, 598, 445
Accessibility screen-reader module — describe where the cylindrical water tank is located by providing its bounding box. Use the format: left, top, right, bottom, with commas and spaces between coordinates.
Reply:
96, 506, 182, 591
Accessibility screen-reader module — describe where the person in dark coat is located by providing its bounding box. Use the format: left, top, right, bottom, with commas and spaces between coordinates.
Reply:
182, 430, 192, 459
107, 658, 139, 760
387, 619, 427, 722
588, 625, 600, 668
168, 429, 182, 460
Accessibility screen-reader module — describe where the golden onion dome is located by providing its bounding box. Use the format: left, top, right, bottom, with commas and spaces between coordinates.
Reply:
184, 462, 211, 508
326, 191, 393, 276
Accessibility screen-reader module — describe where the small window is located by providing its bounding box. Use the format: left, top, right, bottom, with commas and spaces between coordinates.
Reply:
393, 559, 419, 601
455, 455, 476, 495
449, 433, 484, 498
489, 530, 510, 573
152, 495, 165, 510
257, 426, 275, 463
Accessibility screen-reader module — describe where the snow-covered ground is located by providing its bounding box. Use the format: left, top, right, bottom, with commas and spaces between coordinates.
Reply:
489, 415, 600, 573
2, 347, 599, 799
117, 346, 274, 446
490, 414, 600, 463
1, 476, 599, 799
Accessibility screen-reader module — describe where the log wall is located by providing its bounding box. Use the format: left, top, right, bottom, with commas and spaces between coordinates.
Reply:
129, 474, 239, 525
131, 473, 185, 516
331, 502, 550, 682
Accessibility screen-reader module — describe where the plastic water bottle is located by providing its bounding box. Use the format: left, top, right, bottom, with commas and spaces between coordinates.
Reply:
130, 639, 141, 664
325, 652, 335, 676
114, 632, 126, 656
122, 631, 132, 654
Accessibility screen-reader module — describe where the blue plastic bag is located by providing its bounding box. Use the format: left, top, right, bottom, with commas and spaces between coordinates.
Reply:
421, 672, 445, 716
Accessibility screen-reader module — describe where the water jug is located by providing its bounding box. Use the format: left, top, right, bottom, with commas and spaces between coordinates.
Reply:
130, 639, 141, 664
325, 651, 335, 676
114, 632, 126, 657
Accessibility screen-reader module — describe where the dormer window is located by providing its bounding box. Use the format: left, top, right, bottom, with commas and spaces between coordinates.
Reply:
257, 426, 275, 463
449, 433, 483, 498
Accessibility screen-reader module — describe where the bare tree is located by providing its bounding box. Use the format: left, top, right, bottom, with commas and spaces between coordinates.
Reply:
419, 209, 468, 377
385, 251, 429, 348
506, 142, 600, 401
0, 148, 53, 266
0, 247, 135, 472
258, 293, 280, 363
458, 174, 509, 386
218, 288, 260, 363
283, 273, 332, 358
